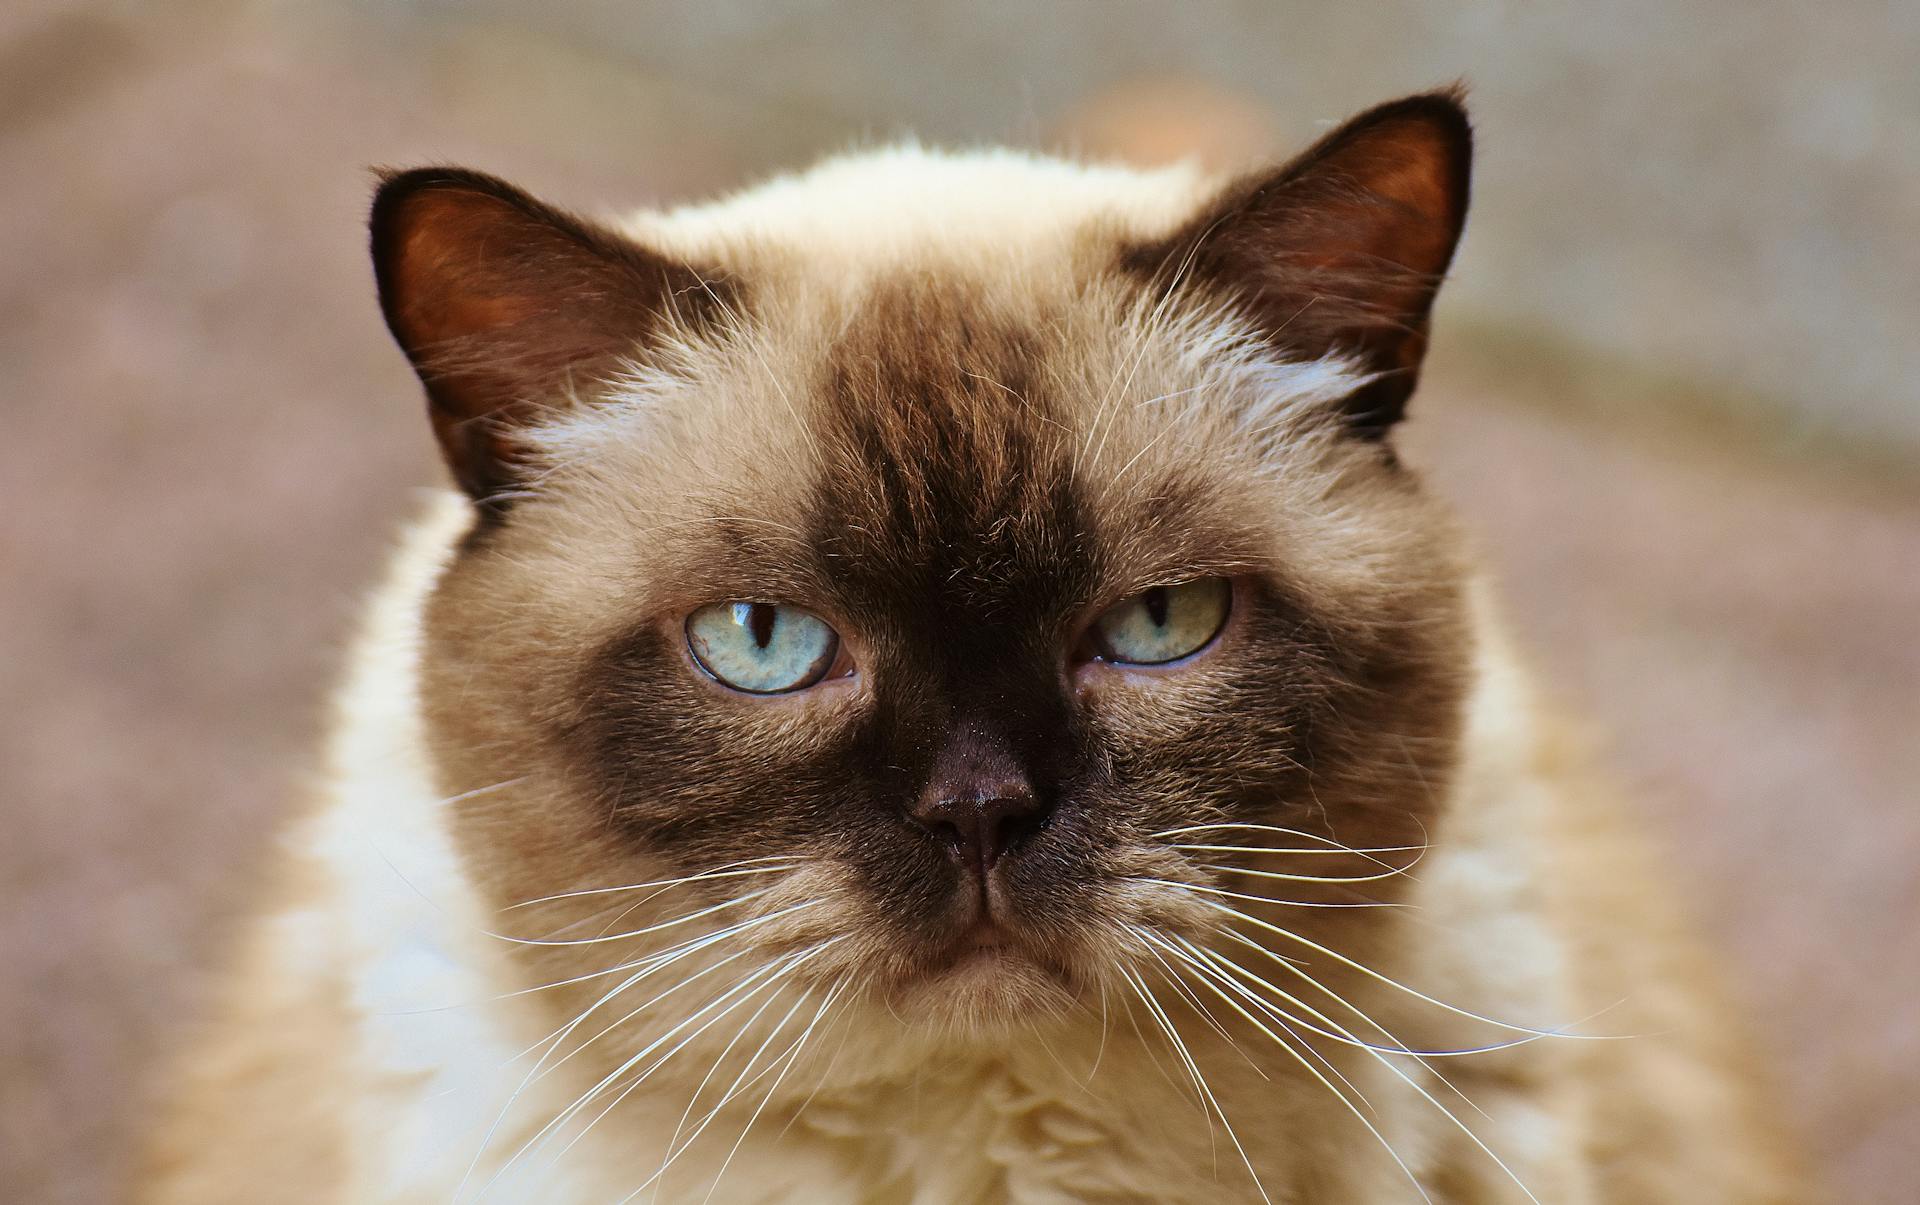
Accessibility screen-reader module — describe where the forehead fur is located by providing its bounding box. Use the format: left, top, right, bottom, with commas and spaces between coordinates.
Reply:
624, 144, 1212, 282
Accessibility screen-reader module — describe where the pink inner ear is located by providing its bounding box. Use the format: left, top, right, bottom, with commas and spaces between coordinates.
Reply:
1119, 92, 1470, 432
371, 166, 735, 507
1312, 116, 1466, 279
389, 192, 543, 354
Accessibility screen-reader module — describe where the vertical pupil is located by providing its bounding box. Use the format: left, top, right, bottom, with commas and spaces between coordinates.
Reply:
1143, 586, 1170, 628
747, 603, 778, 649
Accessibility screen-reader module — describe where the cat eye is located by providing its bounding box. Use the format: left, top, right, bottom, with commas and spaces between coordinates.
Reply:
685, 602, 841, 694
1085, 578, 1231, 666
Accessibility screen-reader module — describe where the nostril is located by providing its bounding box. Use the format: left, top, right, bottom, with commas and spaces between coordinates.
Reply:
911, 791, 1051, 873
921, 815, 967, 857
978, 795, 1047, 866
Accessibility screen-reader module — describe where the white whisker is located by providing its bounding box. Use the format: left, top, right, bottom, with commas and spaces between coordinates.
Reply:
1116, 962, 1272, 1204
1197, 934, 1542, 1204
621, 969, 846, 1202
1174, 891, 1585, 1040
1197, 861, 1414, 886
532, 954, 817, 1186
484, 888, 777, 948
1205, 931, 1552, 1060
1191, 932, 1507, 1141
1141, 877, 1402, 909
698, 978, 847, 1203
1154, 823, 1425, 873
522, 904, 827, 1086
1137, 929, 1433, 1203
460, 901, 821, 1200
1170, 842, 1426, 857
486, 939, 835, 1197
503, 858, 799, 911
1126, 924, 1268, 1080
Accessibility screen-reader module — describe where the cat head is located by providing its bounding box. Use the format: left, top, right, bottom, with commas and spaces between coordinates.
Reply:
372, 92, 1474, 1040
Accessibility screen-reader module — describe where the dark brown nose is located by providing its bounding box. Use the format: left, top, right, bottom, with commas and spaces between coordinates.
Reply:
910, 726, 1050, 874
911, 787, 1049, 874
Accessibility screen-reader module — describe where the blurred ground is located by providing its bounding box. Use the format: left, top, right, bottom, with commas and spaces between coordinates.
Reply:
2, 3, 1915, 1202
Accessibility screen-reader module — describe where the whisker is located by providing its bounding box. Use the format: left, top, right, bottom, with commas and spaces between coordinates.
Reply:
697, 978, 848, 1203
462, 943, 762, 1203
503, 859, 799, 911
620, 971, 846, 1203
1196, 935, 1543, 1204
1116, 965, 1213, 1136
1140, 878, 1402, 909
1193, 932, 1507, 1138
1125, 924, 1268, 1080
772, 982, 862, 1144
1137, 930, 1433, 1204
1196, 861, 1414, 886
1154, 822, 1381, 842
438, 777, 532, 808
1154, 934, 1375, 1111
484, 888, 776, 948
529, 956, 815, 1190
1153, 823, 1425, 873
459, 902, 822, 1199
1109, 385, 1214, 488
1204, 930, 1549, 1060
1174, 891, 1586, 1040
1113, 975, 1189, 1099
522, 904, 827, 1085
655, 965, 818, 1175
1087, 977, 1113, 1083
569, 860, 797, 942
460, 934, 752, 1200
520, 898, 814, 1010
1116, 963, 1273, 1204
585, 970, 816, 1195
1170, 843, 1426, 857
488, 940, 837, 1196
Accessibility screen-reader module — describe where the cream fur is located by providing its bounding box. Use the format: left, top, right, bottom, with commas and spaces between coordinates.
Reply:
630, 144, 1207, 277
139, 148, 1806, 1204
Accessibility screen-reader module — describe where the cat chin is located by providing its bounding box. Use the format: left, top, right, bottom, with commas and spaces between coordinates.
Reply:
886, 946, 1081, 1040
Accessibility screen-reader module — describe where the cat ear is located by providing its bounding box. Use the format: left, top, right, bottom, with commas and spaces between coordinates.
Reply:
370, 167, 727, 509
1127, 90, 1471, 437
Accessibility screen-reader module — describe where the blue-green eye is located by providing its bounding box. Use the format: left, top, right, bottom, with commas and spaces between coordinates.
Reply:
686, 602, 841, 694
1090, 579, 1231, 666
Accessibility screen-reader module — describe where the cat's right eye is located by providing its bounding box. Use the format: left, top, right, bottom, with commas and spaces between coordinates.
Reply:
1084, 578, 1231, 666
685, 602, 841, 694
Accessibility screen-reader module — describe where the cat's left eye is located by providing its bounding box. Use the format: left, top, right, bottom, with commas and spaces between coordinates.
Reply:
686, 602, 841, 694
1085, 578, 1231, 667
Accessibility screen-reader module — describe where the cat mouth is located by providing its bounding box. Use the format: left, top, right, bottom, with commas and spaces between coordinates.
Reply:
947, 920, 1017, 967
887, 919, 1077, 1033
922, 917, 1072, 990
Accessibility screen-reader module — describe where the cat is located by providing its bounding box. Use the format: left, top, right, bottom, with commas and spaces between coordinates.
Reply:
139, 91, 1808, 1203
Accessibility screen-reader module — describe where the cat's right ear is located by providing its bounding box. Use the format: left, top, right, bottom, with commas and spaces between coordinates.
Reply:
370, 168, 727, 511
1123, 91, 1472, 439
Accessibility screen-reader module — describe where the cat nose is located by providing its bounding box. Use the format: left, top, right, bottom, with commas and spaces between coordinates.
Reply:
910, 785, 1050, 874
912, 723, 1053, 873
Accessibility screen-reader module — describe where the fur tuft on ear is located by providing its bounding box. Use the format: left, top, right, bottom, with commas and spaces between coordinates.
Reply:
1124, 89, 1472, 438
369, 167, 731, 512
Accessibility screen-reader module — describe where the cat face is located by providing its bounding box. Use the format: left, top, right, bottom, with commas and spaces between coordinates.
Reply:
376, 94, 1473, 1038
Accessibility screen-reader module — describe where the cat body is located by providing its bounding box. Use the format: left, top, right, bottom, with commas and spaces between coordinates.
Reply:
142, 97, 1805, 1203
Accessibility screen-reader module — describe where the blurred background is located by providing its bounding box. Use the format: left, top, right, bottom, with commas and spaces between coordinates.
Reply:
3, 1, 1915, 1200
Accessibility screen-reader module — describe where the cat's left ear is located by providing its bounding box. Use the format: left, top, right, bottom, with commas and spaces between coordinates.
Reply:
370, 167, 728, 512
1125, 90, 1471, 437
